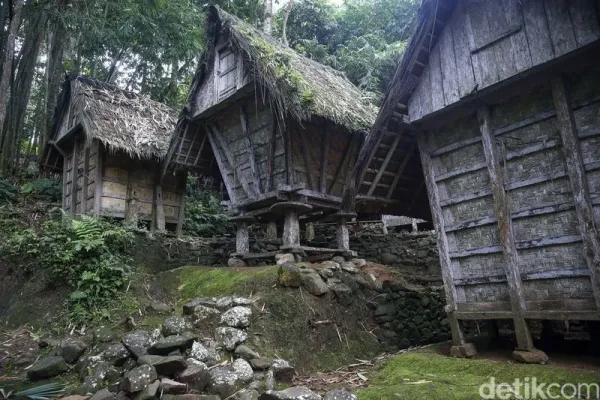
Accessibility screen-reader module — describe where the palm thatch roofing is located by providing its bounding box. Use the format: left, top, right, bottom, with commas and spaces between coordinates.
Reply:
187, 6, 378, 134
51, 75, 178, 160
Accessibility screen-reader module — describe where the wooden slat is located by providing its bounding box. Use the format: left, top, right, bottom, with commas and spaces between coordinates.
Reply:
94, 143, 103, 213
267, 118, 277, 191
452, 0, 477, 98
211, 122, 254, 199
478, 105, 533, 350
193, 132, 209, 166
240, 106, 262, 194
386, 141, 416, 199
418, 132, 465, 346
329, 135, 356, 194
71, 139, 80, 217
568, 0, 600, 46
367, 134, 400, 196
544, 0, 577, 57
521, 0, 554, 65
206, 125, 236, 203
299, 126, 315, 190
552, 75, 600, 310
455, 267, 590, 287
82, 146, 90, 213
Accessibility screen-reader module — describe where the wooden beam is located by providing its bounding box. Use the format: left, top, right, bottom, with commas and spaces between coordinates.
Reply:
387, 141, 416, 199
175, 127, 186, 163
94, 143, 103, 213
331, 136, 357, 194
367, 134, 400, 196
478, 105, 534, 350
155, 171, 166, 232
552, 75, 600, 311
417, 132, 465, 346
284, 120, 294, 185
71, 138, 80, 217
193, 131, 209, 167
82, 146, 90, 213
240, 106, 262, 194
184, 128, 198, 164
176, 171, 187, 236
206, 125, 236, 203
267, 117, 277, 191
299, 127, 315, 190
210, 122, 254, 199
319, 125, 329, 193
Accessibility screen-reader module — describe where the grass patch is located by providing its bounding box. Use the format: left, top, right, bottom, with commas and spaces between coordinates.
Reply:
358, 348, 600, 400
162, 266, 278, 301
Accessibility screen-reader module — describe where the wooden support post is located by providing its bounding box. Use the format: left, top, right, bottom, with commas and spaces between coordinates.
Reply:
236, 221, 250, 253
82, 146, 90, 214
155, 181, 166, 232
319, 127, 329, 193
206, 125, 236, 203
193, 132, 208, 167
62, 149, 68, 211
552, 76, 600, 311
176, 172, 187, 236
478, 105, 534, 351
284, 122, 294, 185
266, 221, 278, 240
417, 132, 467, 348
336, 220, 350, 251
94, 143, 103, 214
329, 135, 356, 193
283, 210, 300, 247
267, 118, 277, 191
387, 141, 416, 199
305, 222, 315, 242
299, 130, 315, 190
240, 106, 263, 194
368, 134, 400, 196
71, 138, 80, 217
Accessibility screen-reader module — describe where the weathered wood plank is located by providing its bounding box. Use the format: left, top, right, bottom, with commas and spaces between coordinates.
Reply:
439, 10, 460, 105
267, 118, 278, 191
465, 1, 496, 88
94, 144, 103, 213
284, 121, 294, 185
71, 139, 80, 217
82, 146, 90, 212
567, 0, 600, 46
521, 0, 554, 65
544, 0, 577, 57
367, 135, 400, 196
452, 0, 477, 98
503, 0, 532, 72
176, 172, 187, 236
193, 130, 209, 166
455, 267, 591, 286
240, 106, 262, 194
206, 125, 236, 203
483, 0, 516, 81
419, 63, 433, 119
435, 161, 486, 182
429, 44, 445, 111
431, 135, 481, 157
478, 105, 534, 350
329, 135, 355, 194
211, 122, 254, 199
417, 131, 465, 346
552, 75, 600, 310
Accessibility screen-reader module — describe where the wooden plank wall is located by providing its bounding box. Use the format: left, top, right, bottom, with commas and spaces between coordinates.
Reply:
208, 97, 286, 203
420, 63, 600, 316
99, 150, 185, 224
409, 0, 600, 121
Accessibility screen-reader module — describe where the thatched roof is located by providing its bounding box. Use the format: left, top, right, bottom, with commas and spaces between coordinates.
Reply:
188, 6, 377, 134
54, 75, 178, 160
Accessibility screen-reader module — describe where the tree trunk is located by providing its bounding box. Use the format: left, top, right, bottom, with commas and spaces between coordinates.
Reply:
0, 0, 24, 168
282, 0, 294, 46
263, 0, 273, 35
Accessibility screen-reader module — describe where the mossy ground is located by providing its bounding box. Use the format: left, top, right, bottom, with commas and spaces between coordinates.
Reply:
358, 346, 600, 400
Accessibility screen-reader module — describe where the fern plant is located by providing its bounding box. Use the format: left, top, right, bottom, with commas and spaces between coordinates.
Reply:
0, 383, 66, 400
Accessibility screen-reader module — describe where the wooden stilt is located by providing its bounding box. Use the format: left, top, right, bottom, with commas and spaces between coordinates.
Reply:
266, 221, 278, 240
283, 210, 300, 247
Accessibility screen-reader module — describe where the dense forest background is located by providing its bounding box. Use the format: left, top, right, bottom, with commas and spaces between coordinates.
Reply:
0, 0, 418, 176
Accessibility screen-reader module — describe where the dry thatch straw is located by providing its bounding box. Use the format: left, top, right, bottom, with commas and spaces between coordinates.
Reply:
186, 6, 377, 135
69, 76, 177, 160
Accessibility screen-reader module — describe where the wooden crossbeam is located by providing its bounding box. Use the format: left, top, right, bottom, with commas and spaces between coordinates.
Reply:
193, 131, 209, 166
387, 141, 416, 199
367, 134, 400, 196
206, 124, 237, 202
240, 106, 263, 194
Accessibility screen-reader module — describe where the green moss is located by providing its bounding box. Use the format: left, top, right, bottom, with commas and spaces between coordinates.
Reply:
164, 266, 278, 301
358, 349, 600, 400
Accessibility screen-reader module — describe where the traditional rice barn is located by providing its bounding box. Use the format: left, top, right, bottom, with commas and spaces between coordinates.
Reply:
347, 0, 600, 361
164, 6, 377, 261
42, 75, 187, 233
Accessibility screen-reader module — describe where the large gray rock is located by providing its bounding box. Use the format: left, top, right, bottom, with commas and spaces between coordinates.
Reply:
329, 283, 353, 306
271, 359, 295, 382
163, 316, 192, 336
259, 386, 321, 400
207, 367, 241, 398
228, 257, 247, 268
93, 327, 117, 343
178, 364, 210, 391
300, 273, 329, 296
121, 365, 158, 393
57, 338, 87, 364
340, 262, 357, 274
381, 253, 398, 265
350, 258, 366, 268
320, 261, 340, 270
190, 305, 220, 325
159, 378, 187, 394
277, 263, 301, 287
323, 389, 357, 400
89, 388, 115, 400
232, 358, 254, 383
220, 306, 252, 328
183, 298, 217, 315
189, 341, 220, 365
232, 389, 260, 400
138, 355, 187, 376
249, 358, 272, 371
27, 356, 69, 381
133, 379, 159, 400
275, 253, 295, 266
215, 327, 248, 351
104, 344, 131, 366
163, 395, 219, 400
123, 331, 152, 359
148, 333, 197, 355
234, 344, 260, 360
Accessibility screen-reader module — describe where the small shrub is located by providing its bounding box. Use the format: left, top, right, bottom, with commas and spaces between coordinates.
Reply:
20, 177, 61, 202
0, 179, 17, 203
184, 175, 230, 237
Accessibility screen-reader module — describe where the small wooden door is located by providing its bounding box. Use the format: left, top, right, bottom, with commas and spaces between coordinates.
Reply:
217, 48, 237, 99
